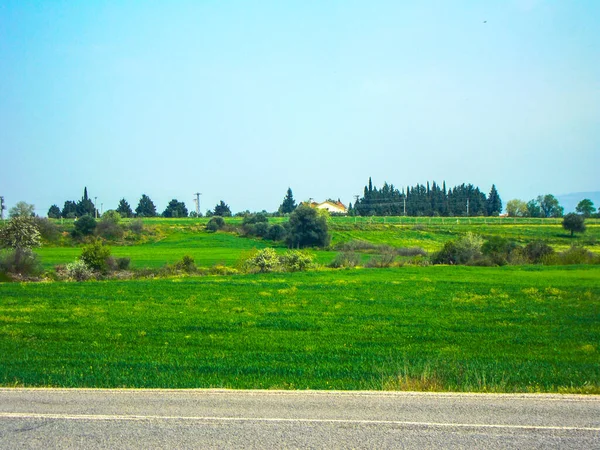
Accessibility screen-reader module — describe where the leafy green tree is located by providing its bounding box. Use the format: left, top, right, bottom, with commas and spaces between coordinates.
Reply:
286, 204, 330, 248
162, 199, 188, 218
537, 194, 563, 218
213, 201, 232, 217
9, 201, 35, 218
575, 199, 595, 218
485, 185, 502, 216
47, 204, 61, 219
278, 188, 297, 214
562, 213, 586, 237
0, 216, 41, 270
62, 200, 78, 218
505, 199, 528, 217
76, 187, 96, 217
526, 199, 542, 218
135, 194, 157, 217
116, 199, 133, 218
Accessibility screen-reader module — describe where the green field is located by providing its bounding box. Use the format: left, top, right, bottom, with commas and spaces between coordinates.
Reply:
33, 216, 600, 270
0, 266, 598, 392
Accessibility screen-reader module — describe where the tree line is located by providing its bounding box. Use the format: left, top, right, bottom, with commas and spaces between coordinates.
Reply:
350, 178, 502, 217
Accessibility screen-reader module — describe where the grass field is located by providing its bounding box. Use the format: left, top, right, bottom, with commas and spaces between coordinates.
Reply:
33, 217, 600, 270
1, 265, 598, 392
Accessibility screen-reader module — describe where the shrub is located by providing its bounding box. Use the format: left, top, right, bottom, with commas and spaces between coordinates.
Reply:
266, 224, 287, 241
524, 240, 554, 264
65, 260, 94, 281
80, 239, 111, 272
365, 252, 396, 268
72, 215, 97, 238
281, 250, 313, 272
431, 233, 483, 265
397, 247, 427, 257
329, 252, 361, 269
174, 255, 197, 273
34, 217, 60, 242
553, 246, 599, 265
206, 216, 225, 232
129, 219, 144, 234
481, 237, 519, 266
0, 249, 42, 277
106, 256, 131, 272
96, 216, 124, 240
245, 248, 281, 273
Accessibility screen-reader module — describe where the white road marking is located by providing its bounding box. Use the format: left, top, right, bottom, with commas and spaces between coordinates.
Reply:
1, 412, 599, 432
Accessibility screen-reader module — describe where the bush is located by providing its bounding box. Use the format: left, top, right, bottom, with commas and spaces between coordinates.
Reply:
206, 216, 225, 232
329, 252, 361, 269
80, 239, 111, 272
281, 250, 313, 272
0, 249, 42, 277
96, 217, 124, 240
174, 255, 197, 273
72, 215, 97, 238
129, 219, 144, 234
65, 260, 94, 281
106, 256, 131, 272
552, 246, 600, 265
431, 233, 483, 265
481, 237, 519, 266
524, 240, 554, 264
245, 248, 281, 273
34, 217, 60, 243
266, 224, 287, 241
365, 252, 396, 268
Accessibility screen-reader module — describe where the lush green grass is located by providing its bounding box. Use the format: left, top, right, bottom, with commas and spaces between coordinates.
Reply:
34, 217, 600, 270
1, 266, 598, 392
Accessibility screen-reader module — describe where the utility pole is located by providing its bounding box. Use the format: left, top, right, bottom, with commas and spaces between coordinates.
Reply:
0, 196, 5, 220
193, 193, 202, 216
94, 197, 98, 218
466, 198, 469, 217
403, 196, 406, 216
353, 195, 359, 223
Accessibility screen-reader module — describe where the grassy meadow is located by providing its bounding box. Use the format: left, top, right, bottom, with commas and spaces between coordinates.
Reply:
1, 216, 599, 392
1, 266, 598, 392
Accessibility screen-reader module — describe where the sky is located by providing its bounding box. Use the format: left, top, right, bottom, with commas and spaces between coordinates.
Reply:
1, 0, 599, 216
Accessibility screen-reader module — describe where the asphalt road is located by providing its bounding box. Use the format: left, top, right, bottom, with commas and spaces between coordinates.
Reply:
0, 389, 598, 449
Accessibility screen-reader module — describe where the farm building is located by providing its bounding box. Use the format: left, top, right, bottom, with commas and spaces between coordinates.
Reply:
308, 200, 348, 214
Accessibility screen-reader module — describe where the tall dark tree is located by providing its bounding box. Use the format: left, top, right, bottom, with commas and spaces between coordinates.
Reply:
61, 201, 78, 218
486, 185, 502, 216
116, 199, 133, 218
47, 205, 61, 219
135, 194, 157, 217
213, 201, 232, 217
162, 199, 189, 218
278, 188, 297, 214
76, 187, 96, 217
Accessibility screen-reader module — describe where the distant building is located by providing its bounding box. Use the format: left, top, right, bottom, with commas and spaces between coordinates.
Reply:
304, 200, 348, 214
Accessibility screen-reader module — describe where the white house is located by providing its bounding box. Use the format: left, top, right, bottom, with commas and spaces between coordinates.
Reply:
314, 201, 348, 214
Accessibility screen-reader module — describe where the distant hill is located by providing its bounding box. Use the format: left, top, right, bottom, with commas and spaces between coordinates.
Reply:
557, 192, 600, 214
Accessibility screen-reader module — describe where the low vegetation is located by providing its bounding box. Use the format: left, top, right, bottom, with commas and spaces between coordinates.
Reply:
0, 266, 597, 392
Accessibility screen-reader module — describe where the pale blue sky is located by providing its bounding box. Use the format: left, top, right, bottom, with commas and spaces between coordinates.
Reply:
1, 0, 598, 215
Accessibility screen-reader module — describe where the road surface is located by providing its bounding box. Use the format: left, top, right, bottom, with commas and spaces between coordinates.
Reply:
0, 389, 598, 449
